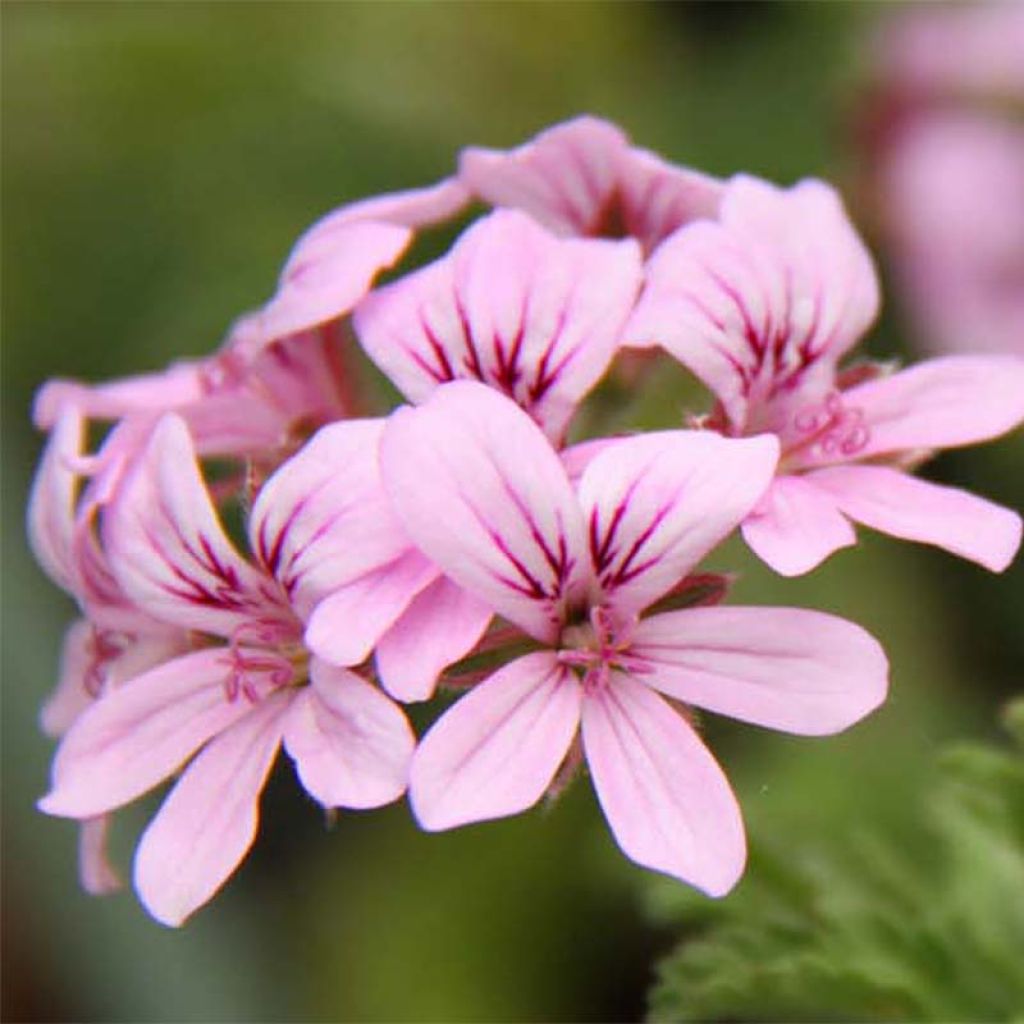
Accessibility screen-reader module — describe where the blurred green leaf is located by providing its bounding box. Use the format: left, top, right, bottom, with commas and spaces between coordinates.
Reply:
646, 700, 1024, 1022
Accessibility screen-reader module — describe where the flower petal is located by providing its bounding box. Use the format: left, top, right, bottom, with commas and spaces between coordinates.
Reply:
375, 576, 493, 703
633, 606, 888, 735
581, 674, 745, 896
627, 175, 879, 431
40, 620, 96, 737
28, 408, 83, 592
579, 430, 779, 617
409, 652, 581, 830
355, 209, 642, 440
39, 648, 260, 818
283, 659, 414, 809
459, 116, 630, 237
740, 474, 857, 576
808, 464, 1022, 572
843, 355, 1024, 459
253, 220, 412, 348
104, 415, 274, 636
133, 690, 288, 927
250, 418, 415, 621
381, 382, 590, 643
304, 551, 439, 667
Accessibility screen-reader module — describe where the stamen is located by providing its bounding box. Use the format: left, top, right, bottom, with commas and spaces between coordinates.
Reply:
784, 391, 870, 466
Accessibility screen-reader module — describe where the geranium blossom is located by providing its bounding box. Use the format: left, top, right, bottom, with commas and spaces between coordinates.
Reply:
40, 414, 416, 926
626, 174, 1024, 575
354, 209, 643, 441
380, 382, 888, 893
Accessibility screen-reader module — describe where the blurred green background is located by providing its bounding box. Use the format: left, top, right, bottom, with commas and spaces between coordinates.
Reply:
3, 3, 1022, 1021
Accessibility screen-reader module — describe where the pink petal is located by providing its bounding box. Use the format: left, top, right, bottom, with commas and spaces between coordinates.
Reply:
355, 209, 642, 441
581, 674, 745, 896
253, 221, 412, 349
40, 620, 96, 737
579, 430, 779, 617
375, 576, 493, 703
381, 382, 591, 643
78, 815, 122, 895
32, 362, 205, 430
250, 419, 415, 621
103, 415, 274, 637
133, 690, 289, 927
808, 464, 1022, 572
409, 652, 582, 830
283, 659, 414, 808
632, 606, 888, 735
39, 648, 259, 818
459, 116, 630, 237
304, 551, 438, 667
28, 408, 83, 592
842, 356, 1024, 459
740, 474, 857, 577
626, 175, 878, 431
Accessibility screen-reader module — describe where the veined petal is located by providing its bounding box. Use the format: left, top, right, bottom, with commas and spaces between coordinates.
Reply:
381, 382, 591, 643
740, 474, 857, 577
133, 690, 289, 927
459, 116, 630, 237
104, 415, 274, 637
39, 648, 261, 818
28, 408, 83, 592
355, 209, 642, 440
409, 652, 582, 831
842, 355, 1024, 459
626, 175, 878, 431
579, 431, 779, 617
283, 659, 414, 809
581, 674, 745, 896
254, 221, 412, 348
250, 419, 414, 621
633, 606, 888, 735
808, 464, 1022, 572
375, 577, 493, 703
304, 551, 438, 667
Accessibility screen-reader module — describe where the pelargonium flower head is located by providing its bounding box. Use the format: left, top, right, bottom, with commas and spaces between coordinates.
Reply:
380, 382, 888, 894
459, 115, 723, 254
625, 173, 1024, 575
39, 414, 417, 926
355, 209, 643, 442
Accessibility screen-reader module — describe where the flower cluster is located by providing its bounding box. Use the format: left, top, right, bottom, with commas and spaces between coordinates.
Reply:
29, 116, 1024, 926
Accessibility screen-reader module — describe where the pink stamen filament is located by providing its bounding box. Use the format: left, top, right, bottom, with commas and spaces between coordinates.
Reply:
784, 391, 869, 463
224, 617, 304, 703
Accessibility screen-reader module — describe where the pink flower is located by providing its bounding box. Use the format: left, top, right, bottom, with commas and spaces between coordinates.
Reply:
626, 174, 1024, 575
39, 414, 416, 926
354, 209, 643, 442
459, 115, 723, 254
380, 382, 888, 894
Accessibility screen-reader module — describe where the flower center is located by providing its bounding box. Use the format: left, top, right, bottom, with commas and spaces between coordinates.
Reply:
779, 390, 870, 470
225, 617, 307, 703
557, 606, 646, 691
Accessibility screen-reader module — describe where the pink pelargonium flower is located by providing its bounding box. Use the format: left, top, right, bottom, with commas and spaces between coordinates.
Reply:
354, 209, 643, 442
625, 174, 1024, 576
380, 382, 888, 894
459, 115, 723, 254
40, 414, 418, 926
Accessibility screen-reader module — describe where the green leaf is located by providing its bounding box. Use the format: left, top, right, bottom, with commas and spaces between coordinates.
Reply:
647, 700, 1024, 1022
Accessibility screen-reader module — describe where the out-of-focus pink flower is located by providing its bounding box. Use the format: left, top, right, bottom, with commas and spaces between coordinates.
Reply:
39, 415, 416, 926
380, 382, 887, 894
355, 209, 643, 442
626, 174, 1024, 575
459, 115, 723, 254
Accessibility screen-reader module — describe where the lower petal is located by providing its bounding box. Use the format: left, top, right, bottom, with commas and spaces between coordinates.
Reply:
409, 652, 581, 831
581, 674, 745, 897
809, 464, 1022, 572
375, 577, 493, 702
133, 691, 288, 927
304, 553, 438, 667
283, 660, 415, 809
741, 475, 856, 577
